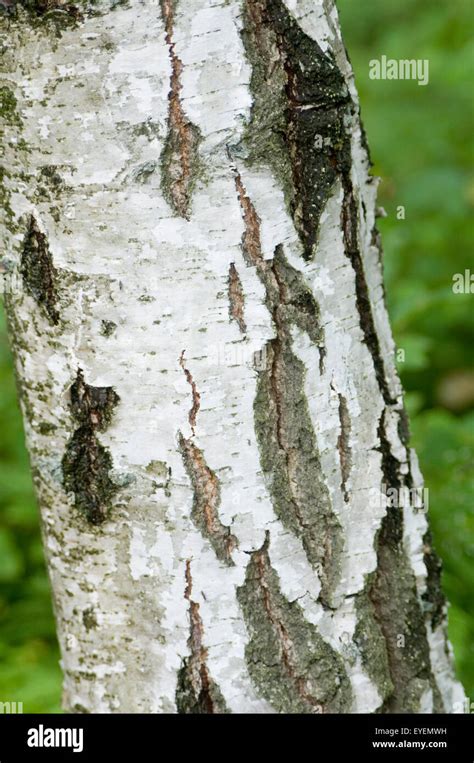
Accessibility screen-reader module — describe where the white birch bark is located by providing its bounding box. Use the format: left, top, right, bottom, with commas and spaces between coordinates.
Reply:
0, 0, 465, 713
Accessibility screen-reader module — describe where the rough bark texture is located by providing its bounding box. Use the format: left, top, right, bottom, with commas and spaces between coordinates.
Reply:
0, 0, 464, 713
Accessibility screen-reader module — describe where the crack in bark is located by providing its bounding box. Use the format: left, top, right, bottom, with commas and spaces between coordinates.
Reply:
160, 0, 201, 219
341, 183, 396, 406
178, 433, 237, 566
421, 529, 446, 631
227, 262, 247, 334
179, 350, 201, 436
176, 560, 229, 713
62, 369, 120, 525
237, 533, 351, 713
20, 215, 60, 325
335, 390, 351, 503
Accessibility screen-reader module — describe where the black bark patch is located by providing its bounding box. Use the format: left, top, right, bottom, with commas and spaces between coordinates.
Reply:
341, 185, 396, 405
20, 216, 60, 325
62, 369, 120, 525
422, 529, 446, 631
241, 0, 352, 260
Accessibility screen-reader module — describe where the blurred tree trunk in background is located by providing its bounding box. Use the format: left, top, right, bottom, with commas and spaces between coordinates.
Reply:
0, 0, 465, 713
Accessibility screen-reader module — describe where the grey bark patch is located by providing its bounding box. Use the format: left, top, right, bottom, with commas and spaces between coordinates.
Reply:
237, 533, 351, 713
231, 163, 341, 603
228, 262, 247, 334
62, 369, 120, 525
178, 433, 237, 565
354, 587, 393, 706
176, 561, 229, 714
240, 0, 351, 260
20, 215, 60, 325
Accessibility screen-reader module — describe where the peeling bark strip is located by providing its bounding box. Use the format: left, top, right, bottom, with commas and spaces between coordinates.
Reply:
341, 184, 396, 405
232, 166, 340, 603
62, 369, 120, 525
227, 262, 247, 334
336, 392, 351, 503
178, 433, 236, 565
160, 0, 201, 218
20, 215, 59, 325
237, 534, 351, 713
179, 350, 201, 435
240, 0, 351, 260
176, 561, 228, 713
362, 410, 442, 712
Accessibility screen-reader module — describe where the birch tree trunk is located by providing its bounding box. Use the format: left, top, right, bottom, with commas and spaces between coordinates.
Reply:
0, 0, 465, 713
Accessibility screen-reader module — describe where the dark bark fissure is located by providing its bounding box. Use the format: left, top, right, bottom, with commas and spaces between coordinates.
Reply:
422, 529, 446, 631
176, 561, 229, 713
228, 262, 247, 334
62, 369, 120, 525
231, 165, 343, 607
341, 183, 397, 406
336, 390, 352, 503
237, 532, 352, 713
179, 350, 201, 436
20, 215, 60, 325
159, 0, 202, 219
177, 352, 237, 566
178, 433, 237, 566
240, 0, 351, 261
363, 410, 444, 712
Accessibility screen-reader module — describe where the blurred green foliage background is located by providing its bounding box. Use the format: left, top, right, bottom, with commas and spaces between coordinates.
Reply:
0, 0, 473, 711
